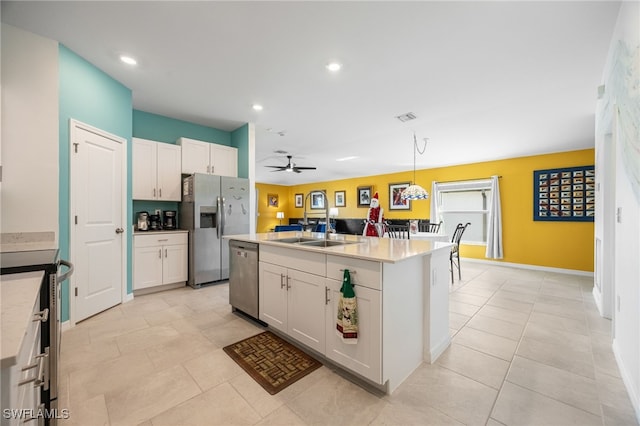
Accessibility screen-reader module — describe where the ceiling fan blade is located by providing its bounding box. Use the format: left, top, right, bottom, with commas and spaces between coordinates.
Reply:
265, 165, 287, 169
294, 166, 316, 170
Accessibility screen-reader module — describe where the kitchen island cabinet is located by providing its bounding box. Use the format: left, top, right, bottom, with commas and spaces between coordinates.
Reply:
229, 232, 453, 394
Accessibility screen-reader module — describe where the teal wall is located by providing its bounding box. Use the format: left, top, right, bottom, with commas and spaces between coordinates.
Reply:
59, 45, 133, 321
231, 123, 249, 179
133, 109, 231, 145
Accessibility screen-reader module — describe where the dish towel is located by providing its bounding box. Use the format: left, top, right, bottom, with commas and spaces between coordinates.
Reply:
336, 269, 358, 344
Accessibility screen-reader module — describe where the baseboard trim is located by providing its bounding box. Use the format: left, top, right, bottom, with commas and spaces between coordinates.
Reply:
61, 320, 71, 332
427, 336, 451, 364
124, 292, 134, 303
462, 257, 594, 277
612, 338, 640, 424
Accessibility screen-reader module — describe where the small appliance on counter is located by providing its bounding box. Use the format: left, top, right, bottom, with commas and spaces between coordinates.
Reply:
137, 211, 149, 231
163, 210, 177, 230
149, 214, 161, 230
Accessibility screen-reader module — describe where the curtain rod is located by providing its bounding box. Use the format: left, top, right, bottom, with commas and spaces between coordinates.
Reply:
435, 176, 502, 184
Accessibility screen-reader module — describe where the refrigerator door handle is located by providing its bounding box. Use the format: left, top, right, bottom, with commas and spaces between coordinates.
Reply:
221, 197, 226, 236
216, 196, 222, 239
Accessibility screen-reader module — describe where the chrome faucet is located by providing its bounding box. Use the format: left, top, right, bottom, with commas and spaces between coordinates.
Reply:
303, 190, 330, 240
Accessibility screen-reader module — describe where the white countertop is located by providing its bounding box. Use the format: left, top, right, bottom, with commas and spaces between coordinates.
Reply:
225, 231, 453, 263
1, 231, 57, 253
133, 229, 188, 235
1, 271, 43, 368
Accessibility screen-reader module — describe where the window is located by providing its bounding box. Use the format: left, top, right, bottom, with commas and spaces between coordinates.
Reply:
433, 180, 493, 244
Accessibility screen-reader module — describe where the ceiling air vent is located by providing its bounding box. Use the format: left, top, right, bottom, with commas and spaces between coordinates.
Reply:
395, 112, 417, 122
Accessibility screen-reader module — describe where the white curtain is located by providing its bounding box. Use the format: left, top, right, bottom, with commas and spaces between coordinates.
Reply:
430, 181, 439, 225
485, 175, 503, 259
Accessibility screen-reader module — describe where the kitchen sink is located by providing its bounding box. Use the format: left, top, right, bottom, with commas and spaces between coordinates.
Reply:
273, 237, 319, 244
298, 240, 359, 248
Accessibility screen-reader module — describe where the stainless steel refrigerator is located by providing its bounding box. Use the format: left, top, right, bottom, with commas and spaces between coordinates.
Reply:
180, 173, 250, 288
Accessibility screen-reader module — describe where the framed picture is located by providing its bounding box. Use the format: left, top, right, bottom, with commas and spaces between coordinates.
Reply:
310, 190, 325, 209
357, 186, 372, 207
268, 193, 279, 208
295, 193, 304, 208
335, 190, 346, 207
389, 182, 411, 210
534, 165, 594, 222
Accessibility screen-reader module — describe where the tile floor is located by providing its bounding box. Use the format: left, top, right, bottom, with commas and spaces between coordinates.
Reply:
58, 263, 639, 425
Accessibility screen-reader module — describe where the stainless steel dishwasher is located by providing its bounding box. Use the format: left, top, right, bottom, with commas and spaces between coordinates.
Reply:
228, 240, 259, 318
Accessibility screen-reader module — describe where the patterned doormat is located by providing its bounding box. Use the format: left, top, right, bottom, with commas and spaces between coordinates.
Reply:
223, 330, 322, 395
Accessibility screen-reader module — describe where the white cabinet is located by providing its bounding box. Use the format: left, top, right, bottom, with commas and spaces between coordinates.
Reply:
325, 256, 382, 383
132, 138, 182, 201
259, 246, 326, 353
259, 262, 326, 353
1, 288, 43, 426
134, 232, 188, 290
177, 137, 238, 177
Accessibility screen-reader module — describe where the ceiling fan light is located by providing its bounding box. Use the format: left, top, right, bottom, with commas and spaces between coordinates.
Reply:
401, 184, 429, 201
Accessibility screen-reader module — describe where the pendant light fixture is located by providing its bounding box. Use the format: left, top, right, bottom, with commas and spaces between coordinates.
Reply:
401, 133, 430, 201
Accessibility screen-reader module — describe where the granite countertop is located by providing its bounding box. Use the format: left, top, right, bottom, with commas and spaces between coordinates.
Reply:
224, 231, 454, 264
1, 271, 43, 368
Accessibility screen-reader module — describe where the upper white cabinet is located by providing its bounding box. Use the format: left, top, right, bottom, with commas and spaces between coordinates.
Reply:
132, 138, 182, 201
177, 137, 238, 177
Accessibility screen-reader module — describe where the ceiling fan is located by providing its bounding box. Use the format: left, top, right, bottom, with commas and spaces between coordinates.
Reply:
265, 155, 316, 173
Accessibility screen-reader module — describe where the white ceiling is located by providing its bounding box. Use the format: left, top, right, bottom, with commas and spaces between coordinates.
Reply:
1, 1, 621, 185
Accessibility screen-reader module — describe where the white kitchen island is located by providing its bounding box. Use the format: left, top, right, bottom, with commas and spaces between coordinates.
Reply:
225, 231, 453, 395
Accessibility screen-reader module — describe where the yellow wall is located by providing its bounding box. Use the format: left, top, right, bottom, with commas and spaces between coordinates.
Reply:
257, 149, 595, 272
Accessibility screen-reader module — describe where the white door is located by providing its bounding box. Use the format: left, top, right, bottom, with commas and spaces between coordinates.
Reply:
71, 122, 125, 321
258, 262, 288, 332
133, 245, 163, 290
163, 243, 188, 284
288, 269, 326, 353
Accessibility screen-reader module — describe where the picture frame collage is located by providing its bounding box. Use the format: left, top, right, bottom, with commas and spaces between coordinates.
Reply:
533, 165, 595, 222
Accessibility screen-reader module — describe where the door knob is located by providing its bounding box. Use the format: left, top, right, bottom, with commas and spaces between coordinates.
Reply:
115, 228, 124, 234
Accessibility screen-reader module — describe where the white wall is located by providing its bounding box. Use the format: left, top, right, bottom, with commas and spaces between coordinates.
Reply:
597, 1, 640, 421
1, 24, 59, 238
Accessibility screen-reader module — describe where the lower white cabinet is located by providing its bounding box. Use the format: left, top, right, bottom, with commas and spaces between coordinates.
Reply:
134, 232, 187, 290
259, 261, 326, 353
258, 245, 383, 383
1, 291, 43, 426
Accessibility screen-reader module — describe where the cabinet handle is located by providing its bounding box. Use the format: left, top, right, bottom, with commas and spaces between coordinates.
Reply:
19, 353, 46, 387
153, 188, 156, 197
339, 269, 357, 274
286, 275, 291, 290
159, 188, 162, 198
159, 249, 162, 259
33, 308, 49, 322
165, 248, 168, 258
207, 165, 211, 173
325, 286, 330, 305
280, 273, 285, 289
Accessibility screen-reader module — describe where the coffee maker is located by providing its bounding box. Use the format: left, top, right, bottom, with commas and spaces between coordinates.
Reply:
163, 210, 177, 230
149, 214, 161, 230
137, 212, 149, 231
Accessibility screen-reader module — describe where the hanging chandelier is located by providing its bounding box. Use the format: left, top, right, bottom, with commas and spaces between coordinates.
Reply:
401, 133, 429, 201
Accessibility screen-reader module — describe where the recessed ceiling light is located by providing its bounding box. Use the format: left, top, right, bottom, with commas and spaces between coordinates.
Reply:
326, 62, 342, 72
336, 156, 358, 162
120, 55, 137, 65
252, 104, 263, 111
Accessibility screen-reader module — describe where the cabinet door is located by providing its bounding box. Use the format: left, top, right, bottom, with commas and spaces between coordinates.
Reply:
288, 269, 326, 353
132, 138, 157, 200
259, 262, 288, 333
179, 137, 211, 174
156, 143, 182, 201
162, 243, 188, 284
134, 246, 163, 289
325, 278, 382, 383
211, 144, 238, 177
